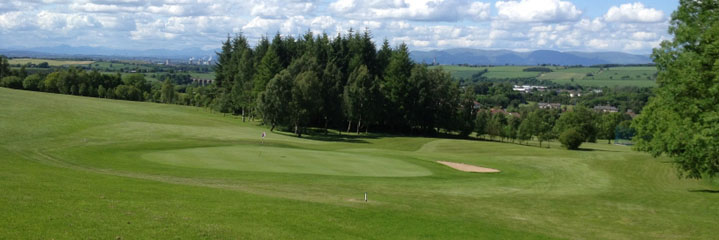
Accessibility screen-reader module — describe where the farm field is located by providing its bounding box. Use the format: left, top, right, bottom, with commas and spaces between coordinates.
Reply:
1, 87, 718, 239
436, 65, 657, 88
8, 58, 94, 66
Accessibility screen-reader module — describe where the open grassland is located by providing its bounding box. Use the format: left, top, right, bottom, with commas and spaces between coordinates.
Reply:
190, 72, 216, 79
1, 88, 717, 239
436, 65, 657, 87
8, 58, 94, 66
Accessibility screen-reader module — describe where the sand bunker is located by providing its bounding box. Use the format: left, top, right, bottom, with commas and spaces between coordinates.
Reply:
437, 161, 500, 173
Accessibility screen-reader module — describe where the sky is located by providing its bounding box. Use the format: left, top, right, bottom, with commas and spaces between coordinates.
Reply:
0, 0, 679, 54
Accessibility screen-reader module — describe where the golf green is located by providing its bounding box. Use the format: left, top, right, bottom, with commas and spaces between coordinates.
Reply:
142, 145, 432, 177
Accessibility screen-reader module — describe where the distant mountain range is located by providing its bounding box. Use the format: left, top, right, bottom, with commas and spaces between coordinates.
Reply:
0, 45, 218, 60
410, 48, 652, 66
1, 45, 652, 66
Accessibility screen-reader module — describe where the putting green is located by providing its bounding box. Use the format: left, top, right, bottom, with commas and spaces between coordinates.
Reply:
142, 145, 432, 177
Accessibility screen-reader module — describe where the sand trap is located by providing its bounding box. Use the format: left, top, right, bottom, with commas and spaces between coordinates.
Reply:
437, 161, 500, 173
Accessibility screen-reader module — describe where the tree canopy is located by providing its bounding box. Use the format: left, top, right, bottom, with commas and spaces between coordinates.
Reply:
634, 0, 719, 179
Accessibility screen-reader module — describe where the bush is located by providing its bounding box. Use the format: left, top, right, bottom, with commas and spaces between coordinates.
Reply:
23, 74, 44, 91
559, 128, 584, 150
1, 76, 23, 89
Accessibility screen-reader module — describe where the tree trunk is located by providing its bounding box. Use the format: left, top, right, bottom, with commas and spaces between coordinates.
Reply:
324, 117, 329, 135
347, 120, 352, 133
270, 123, 276, 132
242, 108, 245, 122
356, 115, 362, 135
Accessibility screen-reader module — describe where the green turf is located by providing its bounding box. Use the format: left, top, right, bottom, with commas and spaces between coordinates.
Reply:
1, 87, 718, 239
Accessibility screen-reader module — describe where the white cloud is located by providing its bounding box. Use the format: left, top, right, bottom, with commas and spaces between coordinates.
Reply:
330, 0, 491, 22
604, 2, 664, 23
631, 31, 657, 41
495, 0, 582, 22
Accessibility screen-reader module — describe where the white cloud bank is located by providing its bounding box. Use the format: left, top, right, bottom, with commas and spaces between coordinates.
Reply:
0, 0, 670, 54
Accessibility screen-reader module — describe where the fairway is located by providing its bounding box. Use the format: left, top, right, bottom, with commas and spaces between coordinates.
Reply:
1, 87, 718, 239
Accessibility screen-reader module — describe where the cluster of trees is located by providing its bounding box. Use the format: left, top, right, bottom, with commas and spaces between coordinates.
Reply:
0, 59, 216, 106
475, 105, 632, 149
213, 31, 474, 136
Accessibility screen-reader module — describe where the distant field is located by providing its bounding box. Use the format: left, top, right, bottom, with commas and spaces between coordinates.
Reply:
189, 72, 215, 79
8, 58, 94, 66
435, 65, 657, 87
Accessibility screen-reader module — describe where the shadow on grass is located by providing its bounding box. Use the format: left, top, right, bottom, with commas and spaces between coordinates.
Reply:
271, 130, 374, 144
688, 189, 719, 193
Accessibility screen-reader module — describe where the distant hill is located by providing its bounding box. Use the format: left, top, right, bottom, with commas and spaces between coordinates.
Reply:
411, 48, 652, 66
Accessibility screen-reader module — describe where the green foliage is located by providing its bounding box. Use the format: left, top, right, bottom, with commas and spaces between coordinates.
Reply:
554, 106, 596, 142
1, 76, 23, 89
161, 78, 175, 104
598, 112, 627, 143
257, 70, 292, 130
22, 74, 44, 91
559, 128, 584, 150
634, 0, 719, 179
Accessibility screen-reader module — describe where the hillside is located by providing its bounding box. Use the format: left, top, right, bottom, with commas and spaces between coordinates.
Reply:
1, 88, 717, 238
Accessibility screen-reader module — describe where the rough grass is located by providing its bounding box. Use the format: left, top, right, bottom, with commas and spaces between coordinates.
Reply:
1, 88, 718, 239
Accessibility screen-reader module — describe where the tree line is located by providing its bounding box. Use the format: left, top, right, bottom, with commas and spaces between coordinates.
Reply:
213, 30, 473, 137
475, 105, 632, 149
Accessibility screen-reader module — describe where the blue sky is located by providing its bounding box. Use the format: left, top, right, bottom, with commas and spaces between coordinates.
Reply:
0, 0, 678, 54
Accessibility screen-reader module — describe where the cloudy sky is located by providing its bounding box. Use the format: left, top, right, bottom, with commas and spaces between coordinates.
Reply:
0, 0, 678, 54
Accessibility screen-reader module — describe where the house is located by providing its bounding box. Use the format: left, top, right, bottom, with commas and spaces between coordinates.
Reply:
593, 105, 618, 113
513, 85, 547, 93
538, 102, 561, 109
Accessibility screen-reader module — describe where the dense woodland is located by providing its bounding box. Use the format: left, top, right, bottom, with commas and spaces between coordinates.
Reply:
0, 30, 638, 149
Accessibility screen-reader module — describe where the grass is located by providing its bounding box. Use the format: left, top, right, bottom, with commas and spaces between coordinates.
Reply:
434, 65, 657, 87
1, 87, 718, 239
8, 58, 94, 66
190, 72, 215, 79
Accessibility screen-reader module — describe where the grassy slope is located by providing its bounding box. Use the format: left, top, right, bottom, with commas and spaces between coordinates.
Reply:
435, 65, 656, 87
1, 88, 718, 239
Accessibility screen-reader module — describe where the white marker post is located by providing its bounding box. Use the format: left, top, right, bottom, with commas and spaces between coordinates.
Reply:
364, 192, 367, 202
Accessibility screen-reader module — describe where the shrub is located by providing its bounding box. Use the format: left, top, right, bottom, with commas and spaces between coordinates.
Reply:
1, 76, 23, 89
23, 74, 44, 91
559, 128, 584, 150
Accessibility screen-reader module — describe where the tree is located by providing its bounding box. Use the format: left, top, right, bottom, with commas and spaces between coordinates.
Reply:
0, 56, 9, 79
475, 110, 490, 139
633, 0, 719, 179
343, 65, 374, 134
161, 78, 175, 104
257, 70, 293, 131
23, 74, 43, 91
253, 46, 282, 96
598, 112, 626, 144
554, 106, 596, 143
290, 71, 321, 137
1, 76, 23, 89
559, 128, 584, 150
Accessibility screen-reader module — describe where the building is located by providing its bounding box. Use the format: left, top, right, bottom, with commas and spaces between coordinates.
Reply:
593, 105, 618, 113
538, 102, 561, 109
513, 85, 547, 93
